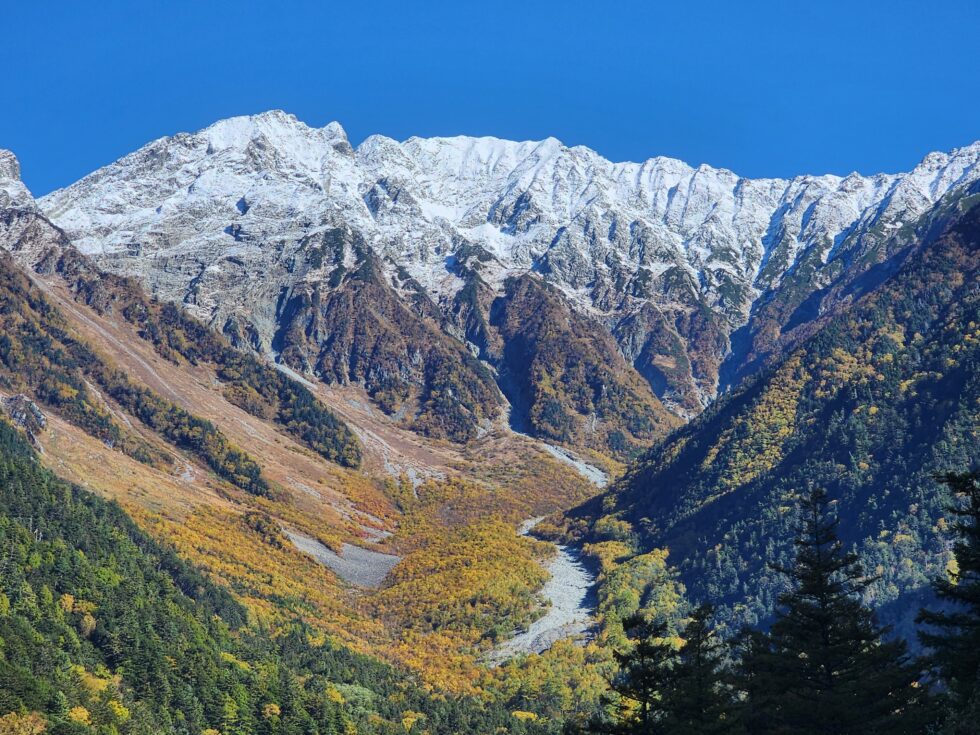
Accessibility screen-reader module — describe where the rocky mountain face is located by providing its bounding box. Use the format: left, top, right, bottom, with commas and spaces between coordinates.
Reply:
570, 180, 980, 635
36, 112, 980, 454
0, 150, 362, 476
270, 228, 505, 443
0, 149, 73, 273
490, 274, 679, 450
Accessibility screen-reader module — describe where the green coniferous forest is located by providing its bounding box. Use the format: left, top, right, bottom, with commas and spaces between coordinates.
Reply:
569, 475, 980, 734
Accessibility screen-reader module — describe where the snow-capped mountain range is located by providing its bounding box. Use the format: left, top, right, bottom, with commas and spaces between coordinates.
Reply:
32, 111, 980, 424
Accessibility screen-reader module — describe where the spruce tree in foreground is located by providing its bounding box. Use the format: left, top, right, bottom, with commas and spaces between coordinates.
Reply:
732, 629, 782, 735
572, 607, 740, 734
737, 486, 930, 734
566, 614, 678, 734
609, 614, 678, 734
661, 604, 735, 734
918, 471, 980, 733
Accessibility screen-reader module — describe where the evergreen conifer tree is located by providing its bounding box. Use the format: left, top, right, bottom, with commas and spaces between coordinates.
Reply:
918, 471, 980, 733
737, 486, 929, 734
611, 614, 677, 734
732, 629, 781, 735
662, 604, 736, 734
567, 614, 678, 734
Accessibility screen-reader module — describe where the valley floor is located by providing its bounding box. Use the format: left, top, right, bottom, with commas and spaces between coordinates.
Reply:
491, 517, 597, 660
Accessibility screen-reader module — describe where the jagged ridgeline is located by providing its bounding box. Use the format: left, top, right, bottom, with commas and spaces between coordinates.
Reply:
39, 115, 980, 460
572, 182, 980, 634
0, 418, 546, 734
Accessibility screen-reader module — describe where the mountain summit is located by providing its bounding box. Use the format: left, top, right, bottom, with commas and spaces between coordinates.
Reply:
37, 112, 980, 452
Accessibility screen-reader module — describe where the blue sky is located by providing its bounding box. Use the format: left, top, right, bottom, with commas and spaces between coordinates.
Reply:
3, 0, 979, 195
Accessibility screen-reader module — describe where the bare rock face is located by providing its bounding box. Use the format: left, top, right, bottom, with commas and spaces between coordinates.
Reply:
0, 149, 34, 213
0, 148, 72, 273
270, 226, 505, 443
32, 115, 980, 445
1, 394, 47, 447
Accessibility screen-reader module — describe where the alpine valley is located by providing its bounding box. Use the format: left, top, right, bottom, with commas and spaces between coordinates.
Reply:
1, 112, 979, 734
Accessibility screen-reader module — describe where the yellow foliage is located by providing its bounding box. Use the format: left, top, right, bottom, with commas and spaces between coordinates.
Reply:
401, 711, 425, 731
306, 630, 327, 647
220, 651, 252, 670
592, 547, 681, 649
54, 382, 79, 401
108, 700, 130, 722
593, 516, 634, 542
702, 354, 808, 491
0, 712, 47, 735
79, 612, 96, 638
72, 665, 110, 694
67, 707, 91, 726
583, 541, 634, 571
372, 515, 549, 692
130, 505, 380, 648
58, 593, 75, 613
947, 556, 960, 581
491, 638, 614, 718
71, 598, 97, 614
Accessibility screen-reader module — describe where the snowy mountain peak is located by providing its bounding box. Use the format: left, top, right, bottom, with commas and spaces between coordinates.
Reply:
0, 149, 35, 210
35, 112, 980, 416
197, 110, 353, 164
0, 149, 21, 181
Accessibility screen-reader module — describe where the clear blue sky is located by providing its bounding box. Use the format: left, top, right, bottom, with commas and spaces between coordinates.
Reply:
4, 0, 979, 195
